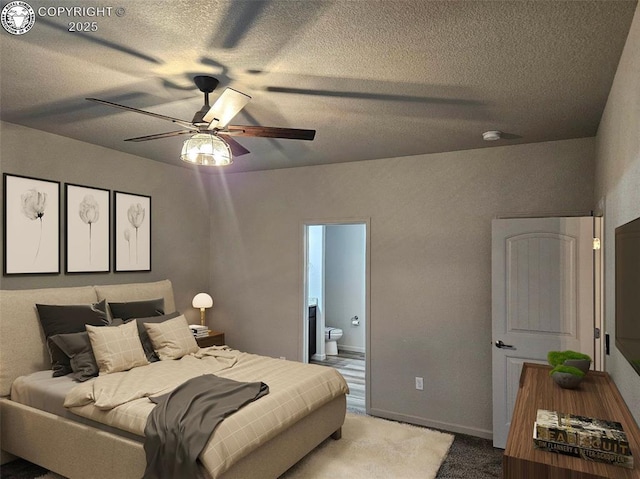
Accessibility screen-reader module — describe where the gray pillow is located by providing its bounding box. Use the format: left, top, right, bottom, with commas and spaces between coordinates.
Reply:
47, 337, 73, 377
37, 299, 109, 376
109, 298, 165, 321
49, 332, 98, 382
128, 312, 181, 362
36, 300, 109, 339
49, 319, 124, 382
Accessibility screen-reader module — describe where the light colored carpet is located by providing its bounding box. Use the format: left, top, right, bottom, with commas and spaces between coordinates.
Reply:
31, 414, 454, 479
280, 413, 454, 479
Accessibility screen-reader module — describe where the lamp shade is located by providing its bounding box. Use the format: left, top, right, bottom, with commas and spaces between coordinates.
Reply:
180, 133, 232, 166
192, 292, 213, 309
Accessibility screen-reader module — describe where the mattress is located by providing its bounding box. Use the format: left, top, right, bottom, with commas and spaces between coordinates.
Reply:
10, 370, 143, 442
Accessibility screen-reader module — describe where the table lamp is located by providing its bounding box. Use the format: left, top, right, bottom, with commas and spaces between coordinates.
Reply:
192, 292, 213, 327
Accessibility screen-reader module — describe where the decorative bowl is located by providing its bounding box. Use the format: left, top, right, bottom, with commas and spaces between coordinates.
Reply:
563, 359, 591, 375
551, 372, 583, 389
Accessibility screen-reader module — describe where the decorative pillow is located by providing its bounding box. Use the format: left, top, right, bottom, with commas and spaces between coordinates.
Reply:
49, 319, 125, 381
47, 337, 73, 377
87, 320, 149, 375
50, 332, 99, 382
144, 314, 199, 361
36, 300, 108, 338
108, 298, 165, 321
127, 311, 181, 362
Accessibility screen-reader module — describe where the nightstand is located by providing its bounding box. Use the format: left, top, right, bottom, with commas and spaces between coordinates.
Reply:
196, 331, 225, 348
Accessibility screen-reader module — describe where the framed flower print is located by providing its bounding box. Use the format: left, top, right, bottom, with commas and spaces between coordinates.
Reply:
3, 173, 60, 275
114, 191, 151, 272
65, 183, 110, 273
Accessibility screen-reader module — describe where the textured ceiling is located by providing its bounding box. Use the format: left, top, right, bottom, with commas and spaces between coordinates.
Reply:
1, 0, 637, 173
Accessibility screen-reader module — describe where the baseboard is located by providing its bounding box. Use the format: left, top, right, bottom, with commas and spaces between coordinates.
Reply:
367, 407, 493, 440
1, 449, 17, 465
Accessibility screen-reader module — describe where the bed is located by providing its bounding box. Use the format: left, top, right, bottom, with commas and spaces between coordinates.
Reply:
0, 280, 348, 479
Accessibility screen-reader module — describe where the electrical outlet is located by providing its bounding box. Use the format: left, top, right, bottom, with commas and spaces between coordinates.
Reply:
279, 356, 286, 360
415, 377, 424, 390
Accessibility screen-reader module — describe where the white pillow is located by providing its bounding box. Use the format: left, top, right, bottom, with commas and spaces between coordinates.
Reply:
86, 320, 149, 374
143, 314, 199, 360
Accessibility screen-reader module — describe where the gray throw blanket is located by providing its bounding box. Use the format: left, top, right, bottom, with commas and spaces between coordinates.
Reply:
143, 374, 269, 479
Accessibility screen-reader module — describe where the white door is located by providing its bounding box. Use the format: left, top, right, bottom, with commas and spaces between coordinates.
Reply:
491, 217, 595, 449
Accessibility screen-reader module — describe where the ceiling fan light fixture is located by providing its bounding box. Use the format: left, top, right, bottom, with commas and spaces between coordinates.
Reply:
482, 130, 502, 141
180, 133, 233, 166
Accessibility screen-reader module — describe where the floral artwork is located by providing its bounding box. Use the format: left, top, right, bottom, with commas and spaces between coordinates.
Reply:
21, 189, 48, 261
3, 174, 60, 275
127, 202, 145, 263
114, 191, 151, 272
65, 184, 110, 273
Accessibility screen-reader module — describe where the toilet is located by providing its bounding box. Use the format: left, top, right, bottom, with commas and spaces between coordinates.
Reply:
324, 327, 343, 356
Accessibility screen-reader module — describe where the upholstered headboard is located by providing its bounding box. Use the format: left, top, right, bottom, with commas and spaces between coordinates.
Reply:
94, 280, 176, 314
0, 280, 175, 396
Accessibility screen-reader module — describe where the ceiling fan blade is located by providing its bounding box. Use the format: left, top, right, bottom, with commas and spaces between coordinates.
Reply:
86, 98, 196, 130
225, 125, 316, 141
124, 130, 195, 142
204, 88, 251, 130
218, 134, 251, 156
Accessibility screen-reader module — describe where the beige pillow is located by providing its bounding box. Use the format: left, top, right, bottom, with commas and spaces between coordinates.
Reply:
143, 314, 199, 360
86, 320, 149, 374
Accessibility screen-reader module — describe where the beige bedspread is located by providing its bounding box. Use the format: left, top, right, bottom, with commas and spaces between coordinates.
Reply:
64, 347, 348, 478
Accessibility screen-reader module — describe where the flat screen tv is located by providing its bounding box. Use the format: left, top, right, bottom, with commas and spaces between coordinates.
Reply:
615, 215, 640, 375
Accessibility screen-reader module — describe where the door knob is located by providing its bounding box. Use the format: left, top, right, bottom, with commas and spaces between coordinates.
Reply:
495, 340, 515, 349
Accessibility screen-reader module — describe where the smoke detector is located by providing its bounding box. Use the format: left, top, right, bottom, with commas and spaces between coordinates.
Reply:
482, 130, 502, 141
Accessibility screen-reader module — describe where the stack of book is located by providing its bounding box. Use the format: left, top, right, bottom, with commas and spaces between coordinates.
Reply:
189, 324, 210, 339
533, 409, 634, 469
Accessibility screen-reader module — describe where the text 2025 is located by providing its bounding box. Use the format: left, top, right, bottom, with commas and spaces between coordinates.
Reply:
68, 22, 98, 32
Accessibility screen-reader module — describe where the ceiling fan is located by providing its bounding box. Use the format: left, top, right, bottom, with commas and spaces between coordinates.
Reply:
86, 75, 316, 166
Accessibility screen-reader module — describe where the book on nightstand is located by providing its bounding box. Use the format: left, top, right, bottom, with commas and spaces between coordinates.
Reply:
189, 324, 210, 338
533, 409, 634, 469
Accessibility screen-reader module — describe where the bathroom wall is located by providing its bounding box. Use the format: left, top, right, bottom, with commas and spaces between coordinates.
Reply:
325, 224, 366, 353
307, 225, 325, 311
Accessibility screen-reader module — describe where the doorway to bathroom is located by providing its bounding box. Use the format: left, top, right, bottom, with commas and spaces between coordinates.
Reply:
302, 220, 369, 413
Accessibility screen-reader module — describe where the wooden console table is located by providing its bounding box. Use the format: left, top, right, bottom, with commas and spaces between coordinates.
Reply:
504, 363, 640, 479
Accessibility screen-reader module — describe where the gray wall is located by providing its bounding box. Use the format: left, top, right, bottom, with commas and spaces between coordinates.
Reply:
209, 137, 595, 437
595, 4, 640, 424
0, 121, 211, 325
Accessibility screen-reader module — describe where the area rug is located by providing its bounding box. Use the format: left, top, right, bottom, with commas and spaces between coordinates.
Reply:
11, 414, 454, 479
280, 413, 454, 479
